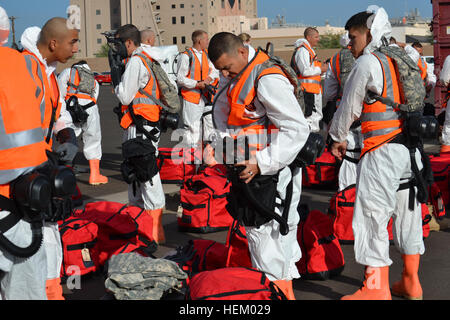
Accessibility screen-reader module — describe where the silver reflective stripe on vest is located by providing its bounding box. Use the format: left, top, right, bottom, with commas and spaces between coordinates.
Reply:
24, 54, 46, 124
299, 78, 321, 85
0, 101, 45, 183
362, 51, 401, 141
132, 54, 159, 106
236, 64, 264, 104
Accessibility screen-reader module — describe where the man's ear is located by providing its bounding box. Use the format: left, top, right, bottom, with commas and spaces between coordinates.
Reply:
366, 29, 372, 45
49, 39, 57, 52
237, 46, 248, 59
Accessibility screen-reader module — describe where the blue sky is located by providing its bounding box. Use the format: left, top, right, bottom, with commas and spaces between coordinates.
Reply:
0, 0, 432, 47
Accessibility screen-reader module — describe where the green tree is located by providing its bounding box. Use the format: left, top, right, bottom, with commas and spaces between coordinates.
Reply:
95, 43, 110, 57
318, 33, 343, 49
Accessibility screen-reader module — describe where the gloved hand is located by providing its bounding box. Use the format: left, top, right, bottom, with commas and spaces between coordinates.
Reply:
56, 142, 78, 163
55, 128, 78, 164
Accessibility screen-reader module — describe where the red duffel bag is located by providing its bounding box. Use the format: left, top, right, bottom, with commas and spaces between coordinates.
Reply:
157, 147, 198, 184
296, 205, 345, 280
58, 217, 98, 278
187, 267, 287, 300
73, 201, 157, 267
429, 153, 450, 206
225, 219, 253, 268
178, 165, 233, 233
302, 148, 339, 187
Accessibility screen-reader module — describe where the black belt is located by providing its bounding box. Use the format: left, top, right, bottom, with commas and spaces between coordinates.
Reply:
0, 195, 23, 234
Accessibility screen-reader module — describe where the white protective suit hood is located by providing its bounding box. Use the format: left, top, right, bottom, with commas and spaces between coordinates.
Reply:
363, 5, 392, 55
340, 32, 350, 48
294, 38, 309, 48
0, 6, 10, 46
20, 26, 58, 77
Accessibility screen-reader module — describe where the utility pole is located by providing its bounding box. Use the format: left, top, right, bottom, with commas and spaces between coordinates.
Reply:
9, 16, 19, 50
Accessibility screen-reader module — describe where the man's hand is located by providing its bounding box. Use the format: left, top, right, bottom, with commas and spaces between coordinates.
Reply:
330, 141, 348, 161
196, 81, 206, 90
55, 142, 78, 163
236, 157, 260, 184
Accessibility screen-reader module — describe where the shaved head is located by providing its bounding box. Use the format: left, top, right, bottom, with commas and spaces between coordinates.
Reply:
38, 17, 71, 45
37, 17, 79, 64
140, 29, 155, 46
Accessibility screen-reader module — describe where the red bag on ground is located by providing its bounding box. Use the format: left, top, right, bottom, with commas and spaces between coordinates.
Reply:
58, 217, 98, 278
73, 201, 157, 267
157, 147, 198, 184
187, 267, 287, 300
429, 153, 450, 206
302, 148, 339, 187
429, 182, 446, 218
178, 164, 233, 233
225, 219, 253, 268
165, 239, 228, 278
297, 206, 345, 280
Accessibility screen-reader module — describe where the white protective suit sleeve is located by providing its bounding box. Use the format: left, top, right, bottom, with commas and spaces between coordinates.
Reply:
440, 55, 450, 87
294, 39, 322, 77
255, 75, 310, 175
328, 55, 384, 143
114, 47, 149, 106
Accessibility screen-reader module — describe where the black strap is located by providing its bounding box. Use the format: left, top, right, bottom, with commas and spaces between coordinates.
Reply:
343, 155, 359, 164
127, 103, 159, 142
0, 195, 23, 234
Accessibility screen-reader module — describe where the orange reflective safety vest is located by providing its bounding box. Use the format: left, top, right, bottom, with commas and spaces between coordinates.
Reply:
22, 49, 62, 148
65, 67, 97, 103
180, 48, 210, 104
417, 57, 427, 81
360, 51, 403, 158
226, 50, 294, 154
0, 47, 48, 198
294, 42, 322, 94
120, 51, 162, 129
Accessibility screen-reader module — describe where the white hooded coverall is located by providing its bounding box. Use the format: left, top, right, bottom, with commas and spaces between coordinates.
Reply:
177, 48, 219, 147
323, 44, 361, 191
213, 49, 310, 281
293, 38, 323, 133
115, 46, 165, 211
329, 7, 425, 267
440, 55, 450, 146
58, 65, 103, 161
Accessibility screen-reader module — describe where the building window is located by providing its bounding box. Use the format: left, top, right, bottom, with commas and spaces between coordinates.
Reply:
221, 0, 225, 8
97, 38, 102, 44
156, 5, 160, 10
238, 0, 241, 10
212, 17, 215, 23
113, 8, 119, 14
181, 16, 185, 24
172, 17, 176, 24
173, 37, 177, 44
180, 4, 184, 8
96, 9, 101, 15
181, 36, 186, 44
96, 24, 101, 30
211, 1, 214, 6
172, 4, 176, 8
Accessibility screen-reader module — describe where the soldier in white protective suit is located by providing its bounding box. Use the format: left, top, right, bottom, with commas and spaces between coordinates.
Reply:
208, 32, 310, 300
58, 61, 108, 185
329, 6, 425, 300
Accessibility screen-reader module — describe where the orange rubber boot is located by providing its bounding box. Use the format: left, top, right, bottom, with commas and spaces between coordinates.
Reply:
88, 159, 108, 185
341, 266, 392, 300
273, 280, 296, 300
440, 145, 450, 154
46, 278, 65, 300
391, 254, 423, 300
146, 209, 165, 244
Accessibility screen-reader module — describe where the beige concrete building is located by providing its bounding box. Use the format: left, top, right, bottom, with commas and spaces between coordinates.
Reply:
71, 0, 267, 58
